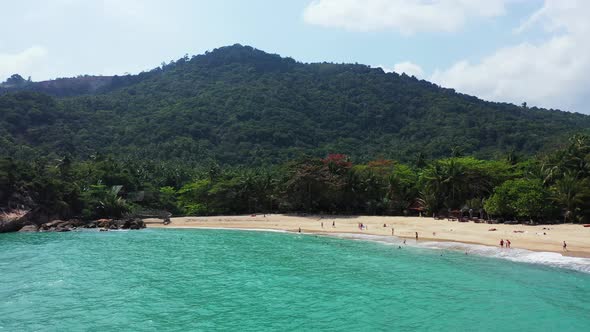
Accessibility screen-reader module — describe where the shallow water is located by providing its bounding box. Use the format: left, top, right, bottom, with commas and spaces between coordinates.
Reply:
1, 229, 589, 331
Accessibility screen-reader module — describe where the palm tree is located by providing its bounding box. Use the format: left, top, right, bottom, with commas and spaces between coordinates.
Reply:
423, 159, 467, 209
417, 187, 441, 215
551, 172, 590, 223
505, 148, 519, 165
414, 152, 427, 168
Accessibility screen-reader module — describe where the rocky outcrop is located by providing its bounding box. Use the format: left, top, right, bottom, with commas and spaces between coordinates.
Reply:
18, 225, 39, 232
1, 213, 146, 233
0, 210, 28, 233
38, 219, 85, 232
0, 218, 27, 233
34, 218, 146, 232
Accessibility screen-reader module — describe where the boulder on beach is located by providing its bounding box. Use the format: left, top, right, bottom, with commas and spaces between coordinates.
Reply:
1, 211, 145, 233
0, 210, 29, 233
18, 224, 39, 232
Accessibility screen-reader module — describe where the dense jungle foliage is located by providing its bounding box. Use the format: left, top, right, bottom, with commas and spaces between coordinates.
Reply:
1, 44, 590, 165
2, 134, 590, 223
2, 45, 590, 222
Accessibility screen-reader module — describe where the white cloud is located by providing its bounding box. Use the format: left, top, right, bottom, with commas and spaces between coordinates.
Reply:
393, 61, 424, 77
303, 0, 506, 34
0, 46, 48, 81
378, 62, 424, 77
431, 0, 590, 113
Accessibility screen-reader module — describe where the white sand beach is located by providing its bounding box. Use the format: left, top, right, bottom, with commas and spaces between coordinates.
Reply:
145, 214, 590, 257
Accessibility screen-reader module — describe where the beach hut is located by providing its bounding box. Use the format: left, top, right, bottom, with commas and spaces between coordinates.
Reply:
408, 201, 425, 217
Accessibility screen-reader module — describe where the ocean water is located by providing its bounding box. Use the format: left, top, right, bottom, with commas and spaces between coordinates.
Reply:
1, 229, 590, 331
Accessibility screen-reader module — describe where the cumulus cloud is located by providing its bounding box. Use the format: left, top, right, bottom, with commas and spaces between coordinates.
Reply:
393, 61, 424, 77
431, 0, 590, 113
0, 46, 48, 81
303, 0, 506, 34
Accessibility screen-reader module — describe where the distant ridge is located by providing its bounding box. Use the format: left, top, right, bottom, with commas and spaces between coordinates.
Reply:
0, 44, 589, 165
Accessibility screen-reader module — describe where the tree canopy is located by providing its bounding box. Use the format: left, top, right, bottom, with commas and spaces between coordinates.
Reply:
2, 45, 590, 223
1, 44, 589, 166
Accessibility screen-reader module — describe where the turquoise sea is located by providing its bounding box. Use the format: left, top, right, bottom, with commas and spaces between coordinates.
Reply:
1, 228, 590, 331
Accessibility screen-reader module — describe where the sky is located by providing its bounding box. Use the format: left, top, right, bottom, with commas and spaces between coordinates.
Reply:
1, 0, 589, 113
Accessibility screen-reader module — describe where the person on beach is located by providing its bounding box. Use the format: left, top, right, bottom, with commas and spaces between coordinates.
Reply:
332, 221, 335, 228
506, 239, 511, 248
500, 239, 504, 248
321, 222, 324, 228
392, 228, 394, 236
298, 227, 301, 233
415, 232, 418, 240
563, 241, 568, 251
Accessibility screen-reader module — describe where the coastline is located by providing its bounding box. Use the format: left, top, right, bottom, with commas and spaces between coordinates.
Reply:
145, 214, 590, 258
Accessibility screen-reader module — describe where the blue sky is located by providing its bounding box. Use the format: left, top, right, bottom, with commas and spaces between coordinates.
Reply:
1, 0, 588, 113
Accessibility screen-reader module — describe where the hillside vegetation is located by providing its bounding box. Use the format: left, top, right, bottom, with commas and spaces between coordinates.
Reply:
2, 45, 590, 224
1, 44, 589, 165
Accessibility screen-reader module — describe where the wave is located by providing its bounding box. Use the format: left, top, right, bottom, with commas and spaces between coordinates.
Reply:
326, 232, 590, 274
157, 226, 289, 233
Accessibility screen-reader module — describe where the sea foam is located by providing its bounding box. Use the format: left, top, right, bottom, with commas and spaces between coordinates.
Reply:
327, 232, 590, 274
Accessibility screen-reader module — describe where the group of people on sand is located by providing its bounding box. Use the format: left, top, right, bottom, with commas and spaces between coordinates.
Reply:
501, 238, 570, 252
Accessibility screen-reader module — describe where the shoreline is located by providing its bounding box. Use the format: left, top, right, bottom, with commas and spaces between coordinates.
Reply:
145, 214, 590, 258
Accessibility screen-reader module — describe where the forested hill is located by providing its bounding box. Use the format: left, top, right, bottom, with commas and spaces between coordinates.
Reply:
1, 44, 589, 165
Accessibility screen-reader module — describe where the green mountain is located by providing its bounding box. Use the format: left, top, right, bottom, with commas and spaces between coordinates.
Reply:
1, 44, 589, 165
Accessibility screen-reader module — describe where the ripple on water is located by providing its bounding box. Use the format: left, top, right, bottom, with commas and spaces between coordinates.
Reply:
1, 229, 590, 331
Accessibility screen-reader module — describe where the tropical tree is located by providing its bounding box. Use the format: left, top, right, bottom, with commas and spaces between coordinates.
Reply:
551, 172, 590, 223
421, 159, 467, 209
485, 179, 551, 222
81, 183, 130, 219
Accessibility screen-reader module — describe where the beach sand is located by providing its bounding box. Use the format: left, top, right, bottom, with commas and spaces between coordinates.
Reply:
145, 214, 590, 258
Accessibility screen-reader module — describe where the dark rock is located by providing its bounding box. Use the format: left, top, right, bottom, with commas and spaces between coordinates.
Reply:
112, 219, 125, 228
122, 218, 145, 230
39, 219, 85, 232
66, 219, 84, 228
18, 208, 53, 226
0, 209, 30, 233
43, 220, 66, 228
96, 219, 112, 228
18, 225, 39, 232
0, 218, 27, 233
98, 218, 146, 230
85, 220, 98, 228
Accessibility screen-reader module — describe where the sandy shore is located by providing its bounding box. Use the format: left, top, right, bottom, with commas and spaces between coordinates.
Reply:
145, 214, 590, 257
